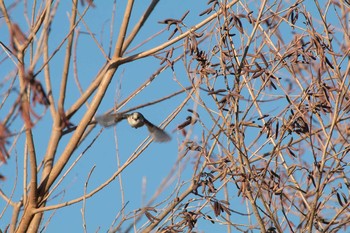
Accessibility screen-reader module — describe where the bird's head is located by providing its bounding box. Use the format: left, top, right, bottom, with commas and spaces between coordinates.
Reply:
127, 112, 145, 128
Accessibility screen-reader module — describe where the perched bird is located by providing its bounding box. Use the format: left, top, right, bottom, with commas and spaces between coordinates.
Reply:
95, 112, 171, 142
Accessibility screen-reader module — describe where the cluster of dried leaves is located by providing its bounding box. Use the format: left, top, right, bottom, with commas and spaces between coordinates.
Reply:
144, 1, 350, 232
0, 22, 52, 174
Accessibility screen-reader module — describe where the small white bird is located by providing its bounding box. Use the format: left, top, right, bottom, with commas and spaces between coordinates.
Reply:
95, 112, 171, 142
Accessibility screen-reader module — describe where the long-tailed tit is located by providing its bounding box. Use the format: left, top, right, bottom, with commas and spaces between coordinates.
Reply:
95, 112, 171, 142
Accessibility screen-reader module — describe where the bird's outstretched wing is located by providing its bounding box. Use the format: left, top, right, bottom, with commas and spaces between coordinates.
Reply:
144, 119, 171, 142
95, 113, 128, 128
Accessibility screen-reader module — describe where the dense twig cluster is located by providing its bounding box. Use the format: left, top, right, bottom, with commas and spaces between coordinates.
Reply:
0, 0, 349, 232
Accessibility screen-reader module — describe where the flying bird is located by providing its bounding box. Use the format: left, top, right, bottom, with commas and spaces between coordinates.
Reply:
95, 112, 171, 142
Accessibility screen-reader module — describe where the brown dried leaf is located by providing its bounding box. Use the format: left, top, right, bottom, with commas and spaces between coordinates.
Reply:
0, 123, 10, 163
288, 185, 307, 194
20, 101, 34, 129
324, 56, 334, 69
213, 201, 221, 216
220, 203, 231, 215
260, 52, 269, 67
287, 147, 297, 158
275, 120, 279, 139
270, 170, 280, 179
10, 23, 27, 51
199, 7, 212, 16
145, 211, 159, 223
232, 15, 243, 34
336, 192, 344, 207
80, 0, 95, 7
308, 173, 316, 187
205, 214, 215, 224
177, 116, 192, 130
251, 70, 264, 79
341, 192, 348, 204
